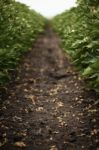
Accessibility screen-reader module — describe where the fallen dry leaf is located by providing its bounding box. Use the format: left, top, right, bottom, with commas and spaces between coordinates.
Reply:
26, 95, 36, 104
88, 109, 97, 113
50, 145, 58, 150
56, 101, 64, 107
91, 129, 98, 135
14, 141, 27, 148
36, 107, 44, 112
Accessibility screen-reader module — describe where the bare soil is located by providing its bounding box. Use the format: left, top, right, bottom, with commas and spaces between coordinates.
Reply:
0, 27, 99, 150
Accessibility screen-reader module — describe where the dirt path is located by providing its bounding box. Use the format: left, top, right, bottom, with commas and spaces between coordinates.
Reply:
0, 27, 99, 150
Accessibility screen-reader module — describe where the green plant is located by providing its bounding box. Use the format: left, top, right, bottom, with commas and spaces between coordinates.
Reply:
0, 0, 45, 85
52, 0, 99, 93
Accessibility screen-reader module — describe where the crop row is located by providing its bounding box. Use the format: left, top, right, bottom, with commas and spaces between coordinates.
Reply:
53, 0, 99, 93
0, 0, 45, 85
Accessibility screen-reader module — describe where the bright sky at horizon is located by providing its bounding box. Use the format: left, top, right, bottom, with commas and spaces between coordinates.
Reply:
16, 0, 77, 18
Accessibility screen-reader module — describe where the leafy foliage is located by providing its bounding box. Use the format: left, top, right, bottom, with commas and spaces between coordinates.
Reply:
0, 0, 45, 85
52, 0, 99, 93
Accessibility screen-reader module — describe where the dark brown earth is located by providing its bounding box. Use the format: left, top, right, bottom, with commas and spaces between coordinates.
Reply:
0, 27, 99, 150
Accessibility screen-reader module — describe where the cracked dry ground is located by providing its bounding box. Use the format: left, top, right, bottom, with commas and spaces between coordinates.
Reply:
0, 27, 99, 150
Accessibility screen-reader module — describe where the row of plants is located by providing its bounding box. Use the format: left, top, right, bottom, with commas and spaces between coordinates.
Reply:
0, 0, 45, 85
52, 0, 99, 93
